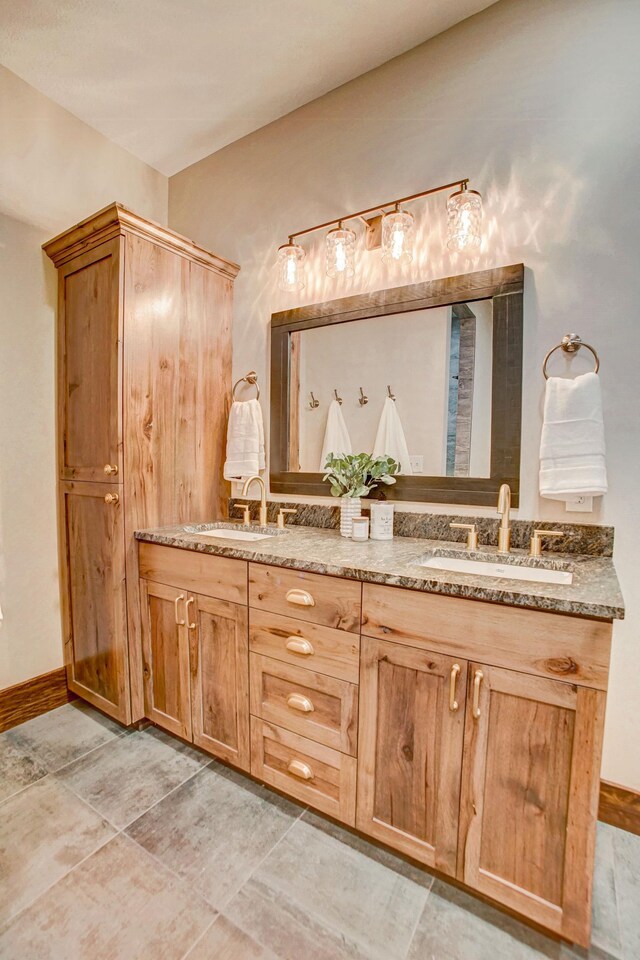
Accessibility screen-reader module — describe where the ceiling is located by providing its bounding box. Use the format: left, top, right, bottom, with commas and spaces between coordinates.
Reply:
0, 0, 496, 176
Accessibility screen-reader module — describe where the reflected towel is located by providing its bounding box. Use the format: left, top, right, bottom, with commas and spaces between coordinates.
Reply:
372, 396, 412, 474
539, 372, 607, 499
224, 398, 265, 480
319, 400, 352, 470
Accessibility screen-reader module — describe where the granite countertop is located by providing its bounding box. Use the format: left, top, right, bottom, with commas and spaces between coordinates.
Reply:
135, 522, 625, 621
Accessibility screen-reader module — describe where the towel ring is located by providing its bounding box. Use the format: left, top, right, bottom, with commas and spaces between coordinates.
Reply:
542, 334, 600, 380
232, 371, 260, 400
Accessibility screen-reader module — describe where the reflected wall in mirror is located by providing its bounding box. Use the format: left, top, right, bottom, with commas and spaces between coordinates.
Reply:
270, 264, 523, 506
293, 300, 493, 478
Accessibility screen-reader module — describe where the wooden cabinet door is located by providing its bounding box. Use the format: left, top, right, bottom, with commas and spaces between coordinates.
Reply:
458, 664, 605, 947
190, 596, 250, 771
140, 580, 192, 740
59, 481, 130, 723
58, 239, 122, 482
357, 637, 468, 875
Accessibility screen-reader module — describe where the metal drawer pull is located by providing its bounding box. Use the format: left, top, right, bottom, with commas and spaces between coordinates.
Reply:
185, 597, 196, 630
287, 759, 314, 781
472, 669, 483, 719
287, 693, 315, 713
285, 637, 314, 656
174, 594, 186, 626
285, 588, 315, 607
449, 663, 461, 712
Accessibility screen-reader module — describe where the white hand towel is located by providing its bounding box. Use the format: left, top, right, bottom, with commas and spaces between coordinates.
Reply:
372, 397, 413, 474
319, 400, 352, 470
539, 372, 607, 499
224, 398, 265, 480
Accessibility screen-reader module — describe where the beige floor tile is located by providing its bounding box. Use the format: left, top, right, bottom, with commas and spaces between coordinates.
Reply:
4, 702, 125, 772
0, 777, 114, 925
56, 725, 210, 828
0, 834, 215, 960
186, 915, 279, 960
0, 738, 48, 802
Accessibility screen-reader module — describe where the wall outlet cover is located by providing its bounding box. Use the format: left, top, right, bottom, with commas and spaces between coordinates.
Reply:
409, 455, 424, 473
565, 495, 594, 512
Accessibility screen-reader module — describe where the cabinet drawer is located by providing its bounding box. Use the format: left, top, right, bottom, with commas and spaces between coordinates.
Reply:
251, 718, 356, 825
139, 542, 247, 604
250, 654, 358, 755
249, 608, 360, 683
249, 563, 361, 632
362, 583, 612, 690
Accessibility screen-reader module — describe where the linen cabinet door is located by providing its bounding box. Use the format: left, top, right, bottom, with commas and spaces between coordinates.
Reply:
357, 637, 468, 876
458, 664, 605, 947
58, 239, 123, 483
140, 580, 192, 740
190, 596, 250, 771
59, 481, 130, 723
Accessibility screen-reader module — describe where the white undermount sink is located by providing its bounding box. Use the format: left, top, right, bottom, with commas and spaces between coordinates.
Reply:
420, 554, 573, 585
186, 522, 285, 542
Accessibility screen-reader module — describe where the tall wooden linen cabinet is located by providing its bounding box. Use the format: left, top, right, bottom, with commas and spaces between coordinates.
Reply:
45, 204, 240, 725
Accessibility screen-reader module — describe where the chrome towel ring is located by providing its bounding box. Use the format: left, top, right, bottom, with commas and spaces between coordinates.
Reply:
542, 334, 600, 380
232, 371, 260, 400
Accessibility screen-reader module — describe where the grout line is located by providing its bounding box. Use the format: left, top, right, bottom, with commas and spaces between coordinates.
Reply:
120, 757, 214, 832
402, 882, 433, 960
52, 776, 124, 833
178, 915, 220, 960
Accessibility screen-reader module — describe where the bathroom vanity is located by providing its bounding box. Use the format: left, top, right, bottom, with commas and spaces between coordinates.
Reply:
134, 522, 624, 948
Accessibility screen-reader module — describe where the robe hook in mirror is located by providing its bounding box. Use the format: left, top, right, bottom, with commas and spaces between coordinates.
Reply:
358, 386, 369, 406
387, 384, 396, 400
333, 389, 343, 405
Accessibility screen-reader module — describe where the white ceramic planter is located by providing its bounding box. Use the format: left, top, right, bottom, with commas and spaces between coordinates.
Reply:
339, 497, 362, 538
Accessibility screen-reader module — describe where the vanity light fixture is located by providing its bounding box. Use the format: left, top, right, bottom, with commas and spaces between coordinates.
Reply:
277, 177, 482, 291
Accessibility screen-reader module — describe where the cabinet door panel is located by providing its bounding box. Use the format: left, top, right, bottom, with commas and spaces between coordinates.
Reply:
357, 637, 467, 875
191, 596, 249, 770
458, 664, 605, 947
59, 480, 129, 722
140, 580, 192, 740
59, 240, 122, 482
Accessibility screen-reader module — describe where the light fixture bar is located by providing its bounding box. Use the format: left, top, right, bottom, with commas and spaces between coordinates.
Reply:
288, 178, 469, 242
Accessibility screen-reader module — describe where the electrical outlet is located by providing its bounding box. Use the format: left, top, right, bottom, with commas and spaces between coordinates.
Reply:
409, 455, 424, 473
565, 495, 594, 513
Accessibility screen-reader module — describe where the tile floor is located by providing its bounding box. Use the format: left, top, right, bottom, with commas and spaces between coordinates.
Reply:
0, 702, 638, 960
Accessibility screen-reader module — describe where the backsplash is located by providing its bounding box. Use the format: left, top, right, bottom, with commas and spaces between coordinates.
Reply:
227, 499, 614, 557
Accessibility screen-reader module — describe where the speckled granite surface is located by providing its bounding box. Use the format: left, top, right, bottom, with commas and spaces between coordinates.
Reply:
136, 522, 624, 621
228, 499, 615, 557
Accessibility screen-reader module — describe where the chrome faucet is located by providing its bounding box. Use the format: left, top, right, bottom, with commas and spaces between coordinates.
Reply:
241, 475, 268, 526
496, 483, 511, 553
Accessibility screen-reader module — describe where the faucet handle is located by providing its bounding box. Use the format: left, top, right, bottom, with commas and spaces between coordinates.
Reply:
450, 522, 479, 551
234, 502, 251, 525
278, 508, 297, 529
529, 529, 564, 557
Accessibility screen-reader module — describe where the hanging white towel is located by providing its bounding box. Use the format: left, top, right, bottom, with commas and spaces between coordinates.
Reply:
224, 398, 265, 480
539, 372, 607, 499
319, 400, 352, 470
372, 397, 413, 474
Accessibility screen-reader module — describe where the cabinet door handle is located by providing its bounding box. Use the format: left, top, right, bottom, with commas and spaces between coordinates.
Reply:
286, 693, 315, 713
104, 493, 119, 505
185, 597, 196, 630
285, 588, 315, 607
174, 594, 186, 626
285, 636, 314, 656
287, 759, 314, 781
103, 464, 119, 476
449, 663, 461, 712
472, 669, 484, 719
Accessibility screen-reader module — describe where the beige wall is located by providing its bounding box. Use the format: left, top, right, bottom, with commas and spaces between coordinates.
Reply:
170, 0, 640, 789
0, 67, 167, 689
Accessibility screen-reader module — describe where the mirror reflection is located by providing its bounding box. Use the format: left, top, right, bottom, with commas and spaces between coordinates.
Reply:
290, 300, 493, 478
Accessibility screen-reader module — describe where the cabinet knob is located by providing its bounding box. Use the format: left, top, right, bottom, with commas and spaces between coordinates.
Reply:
104, 493, 119, 505
104, 464, 119, 476
285, 588, 315, 607
287, 759, 314, 781
287, 693, 315, 713
285, 636, 314, 657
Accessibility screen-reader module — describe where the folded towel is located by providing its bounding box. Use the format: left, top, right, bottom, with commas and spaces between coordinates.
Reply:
372, 396, 412, 474
224, 398, 265, 480
539, 372, 607, 499
319, 400, 352, 470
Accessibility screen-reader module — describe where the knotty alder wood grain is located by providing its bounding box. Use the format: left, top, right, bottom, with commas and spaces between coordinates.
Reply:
249, 563, 361, 632
0, 669, 74, 733
139, 543, 247, 604
599, 780, 640, 836
249, 608, 360, 683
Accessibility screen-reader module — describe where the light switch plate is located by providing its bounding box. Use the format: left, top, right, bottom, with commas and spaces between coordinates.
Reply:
409, 455, 424, 473
565, 495, 594, 512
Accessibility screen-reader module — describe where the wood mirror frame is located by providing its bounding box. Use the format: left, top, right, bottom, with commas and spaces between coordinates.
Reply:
270, 263, 523, 507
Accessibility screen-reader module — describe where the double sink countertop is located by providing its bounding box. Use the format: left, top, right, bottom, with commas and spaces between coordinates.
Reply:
135, 522, 625, 621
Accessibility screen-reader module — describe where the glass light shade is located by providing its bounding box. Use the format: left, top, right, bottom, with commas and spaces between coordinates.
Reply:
325, 226, 356, 278
447, 186, 483, 251
277, 242, 306, 292
381, 209, 414, 264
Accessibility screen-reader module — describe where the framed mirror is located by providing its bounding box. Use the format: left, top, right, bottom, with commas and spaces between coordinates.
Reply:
270, 264, 523, 506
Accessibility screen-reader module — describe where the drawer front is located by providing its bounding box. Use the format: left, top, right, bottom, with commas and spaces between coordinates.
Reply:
139, 542, 247, 604
362, 583, 612, 691
249, 563, 361, 632
251, 718, 356, 825
250, 654, 358, 755
249, 608, 360, 683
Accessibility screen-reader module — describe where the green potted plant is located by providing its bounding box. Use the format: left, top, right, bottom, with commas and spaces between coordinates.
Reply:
322, 453, 400, 537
